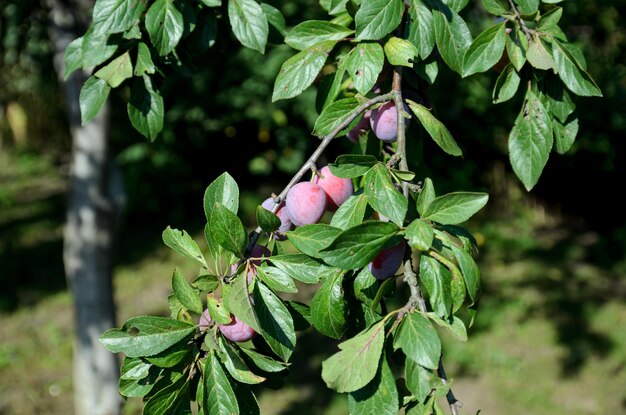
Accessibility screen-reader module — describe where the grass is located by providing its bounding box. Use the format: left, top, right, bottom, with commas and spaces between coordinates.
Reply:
1, 150, 625, 414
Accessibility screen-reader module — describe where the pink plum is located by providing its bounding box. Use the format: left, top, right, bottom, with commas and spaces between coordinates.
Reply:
368, 242, 406, 280
199, 309, 256, 342
370, 101, 410, 142
314, 166, 354, 211
285, 182, 327, 227
262, 197, 292, 233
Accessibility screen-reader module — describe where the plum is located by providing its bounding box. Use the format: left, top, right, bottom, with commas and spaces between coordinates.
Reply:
285, 182, 327, 226
199, 309, 256, 342
368, 242, 406, 280
314, 166, 354, 211
370, 101, 410, 142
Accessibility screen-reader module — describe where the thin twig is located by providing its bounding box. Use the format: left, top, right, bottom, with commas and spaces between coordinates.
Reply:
438, 360, 462, 415
507, 0, 536, 40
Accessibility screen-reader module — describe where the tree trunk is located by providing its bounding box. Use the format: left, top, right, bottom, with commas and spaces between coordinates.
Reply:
47, 1, 125, 414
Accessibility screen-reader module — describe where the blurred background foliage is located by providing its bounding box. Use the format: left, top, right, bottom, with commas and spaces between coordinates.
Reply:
1, 0, 625, 413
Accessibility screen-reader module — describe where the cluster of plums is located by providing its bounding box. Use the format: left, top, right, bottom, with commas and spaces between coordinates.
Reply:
200, 101, 410, 342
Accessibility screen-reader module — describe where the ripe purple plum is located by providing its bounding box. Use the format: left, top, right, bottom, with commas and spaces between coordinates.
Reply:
314, 166, 354, 211
370, 101, 410, 142
199, 309, 256, 342
347, 111, 371, 143
262, 197, 292, 233
368, 242, 406, 280
285, 182, 327, 227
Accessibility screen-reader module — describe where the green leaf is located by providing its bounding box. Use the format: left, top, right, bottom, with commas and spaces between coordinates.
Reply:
415, 57, 438, 86
127, 75, 164, 141
537, 6, 562, 30
426, 312, 468, 341
81, 29, 120, 68
421, 192, 489, 224
416, 177, 435, 216
135, 42, 156, 76
330, 191, 368, 230
463, 22, 507, 77
354, 267, 379, 307
238, 346, 289, 372
222, 272, 261, 332
448, 244, 480, 304
207, 294, 232, 324
209, 204, 247, 258
355, 0, 404, 40
254, 282, 296, 362
553, 116, 579, 154
406, 219, 434, 251
526, 36, 554, 70
119, 365, 160, 397
256, 205, 281, 233
219, 339, 266, 384
94, 51, 133, 87
543, 81, 575, 123
310, 271, 347, 339
204, 172, 239, 220
79, 76, 111, 125
320, 221, 400, 269
492, 63, 521, 104
285, 20, 354, 51
272, 40, 337, 101
145, 0, 185, 56
123, 24, 142, 39
267, 254, 334, 284
228, 0, 269, 53
121, 358, 152, 381
162, 226, 208, 267
257, 266, 298, 293
432, 7, 472, 74
363, 164, 408, 226
316, 60, 347, 112
143, 372, 190, 414
481, 0, 509, 15
261, 3, 287, 37
509, 90, 554, 190
193, 274, 220, 292
551, 39, 602, 97
407, 0, 435, 59
286, 224, 342, 258
506, 28, 528, 71
405, 360, 434, 403
145, 345, 193, 368
321, 0, 349, 15
406, 101, 462, 157
313, 97, 360, 137
348, 354, 398, 414
200, 0, 221, 6
171, 268, 203, 314
203, 351, 239, 415
92, 0, 147, 36
321, 320, 385, 393
384, 37, 418, 67
419, 256, 452, 318
514, 0, 538, 15
443, 0, 470, 12
394, 312, 441, 369
63, 37, 83, 80
99, 316, 195, 357
329, 154, 378, 178
346, 42, 385, 95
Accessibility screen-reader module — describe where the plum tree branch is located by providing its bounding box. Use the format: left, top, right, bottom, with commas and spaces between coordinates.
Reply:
245, 91, 397, 254
507, 0, 536, 40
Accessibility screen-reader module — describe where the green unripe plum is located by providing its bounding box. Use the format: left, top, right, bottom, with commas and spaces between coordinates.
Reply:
285, 182, 327, 227
370, 101, 410, 142
262, 197, 292, 233
368, 242, 406, 280
200, 309, 256, 342
314, 166, 354, 211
